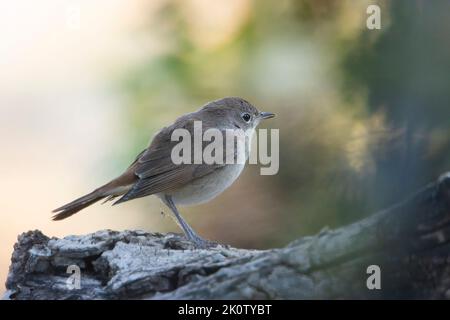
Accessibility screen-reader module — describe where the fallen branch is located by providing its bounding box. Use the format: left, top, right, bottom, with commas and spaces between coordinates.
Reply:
5, 172, 450, 299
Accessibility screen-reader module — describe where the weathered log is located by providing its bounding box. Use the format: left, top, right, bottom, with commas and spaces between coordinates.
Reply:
4, 172, 450, 299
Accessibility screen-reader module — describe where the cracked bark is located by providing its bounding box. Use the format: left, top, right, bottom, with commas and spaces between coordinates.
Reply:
4, 172, 450, 299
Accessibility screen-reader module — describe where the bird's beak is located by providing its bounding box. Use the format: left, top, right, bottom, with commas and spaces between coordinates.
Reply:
259, 112, 275, 120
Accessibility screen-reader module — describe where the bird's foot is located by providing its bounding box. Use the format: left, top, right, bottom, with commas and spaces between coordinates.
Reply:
189, 235, 221, 249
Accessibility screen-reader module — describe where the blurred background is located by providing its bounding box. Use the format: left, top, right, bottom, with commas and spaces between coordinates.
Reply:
1, 0, 449, 293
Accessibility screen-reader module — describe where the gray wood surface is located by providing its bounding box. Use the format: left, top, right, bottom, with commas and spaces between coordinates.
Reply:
5, 172, 450, 299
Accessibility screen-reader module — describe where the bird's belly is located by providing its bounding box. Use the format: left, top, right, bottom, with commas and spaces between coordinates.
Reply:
162, 164, 245, 206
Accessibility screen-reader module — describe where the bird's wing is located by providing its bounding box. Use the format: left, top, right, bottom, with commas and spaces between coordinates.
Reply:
114, 118, 224, 204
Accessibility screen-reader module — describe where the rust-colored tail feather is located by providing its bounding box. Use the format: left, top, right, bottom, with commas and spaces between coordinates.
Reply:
52, 170, 136, 220
52, 189, 106, 220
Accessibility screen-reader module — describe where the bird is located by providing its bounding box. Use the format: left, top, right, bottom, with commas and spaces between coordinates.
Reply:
52, 97, 275, 248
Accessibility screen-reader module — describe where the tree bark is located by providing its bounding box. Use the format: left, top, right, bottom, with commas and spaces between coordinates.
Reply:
4, 172, 450, 300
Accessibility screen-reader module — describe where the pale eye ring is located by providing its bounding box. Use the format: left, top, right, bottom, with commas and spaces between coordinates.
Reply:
242, 113, 251, 122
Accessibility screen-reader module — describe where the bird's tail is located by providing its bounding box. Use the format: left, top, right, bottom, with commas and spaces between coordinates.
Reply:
52, 188, 107, 221
52, 176, 132, 220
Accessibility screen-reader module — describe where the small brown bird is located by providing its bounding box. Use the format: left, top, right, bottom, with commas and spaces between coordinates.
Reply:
53, 97, 274, 247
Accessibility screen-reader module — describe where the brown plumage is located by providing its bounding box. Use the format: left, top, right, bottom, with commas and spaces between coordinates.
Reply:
52, 97, 254, 220
52, 170, 137, 220
52, 97, 275, 248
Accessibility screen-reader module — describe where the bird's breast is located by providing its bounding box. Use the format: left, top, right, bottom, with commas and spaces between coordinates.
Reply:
163, 163, 245, 206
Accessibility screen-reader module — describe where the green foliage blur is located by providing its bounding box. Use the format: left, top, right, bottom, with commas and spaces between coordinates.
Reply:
112, 0, 450, 248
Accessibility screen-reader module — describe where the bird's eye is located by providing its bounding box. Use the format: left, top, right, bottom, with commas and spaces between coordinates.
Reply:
242, 113, 251, 122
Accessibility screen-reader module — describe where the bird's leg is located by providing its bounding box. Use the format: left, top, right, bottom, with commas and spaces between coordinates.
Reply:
164, 195, 216, 248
